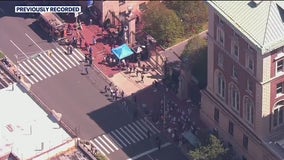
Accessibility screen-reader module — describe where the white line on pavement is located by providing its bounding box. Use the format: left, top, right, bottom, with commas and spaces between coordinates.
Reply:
27, 59, 46, 79
36, 55, 56, 75
41, 52, 62, 72
90, 140, 105, 156
71, 48, 84, 61
56, 47, 76, 67
132, 122, 147, 138
94, 138, 110, 154
20, 62, 38, 82
59, 46, 80, 65
126, 142, 171, 160
110, 131, 127, 147
144, 118, 160, 133
32, 58, 51, 77
9, 40, 28, 58
74, 48, 85, 59
128, 124, 144, 140
40, 53, 59, 73
140, 119, 156, 134
48, 50, 68, 70
103, 135, 119, 150
51, 49, 72, 68
98, 136, 114, 152
124, 126, 140, 142
136, 120, 148, 133
120, 127, 135, 143
18, 68, 34, 84
116, 129, 131, 144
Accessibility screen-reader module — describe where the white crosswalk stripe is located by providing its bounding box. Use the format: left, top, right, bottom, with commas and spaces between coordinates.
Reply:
17, 46, 85, 84
110, 131, 127, 147
144, 118, 160, 133
90, 119, 160, 155
90, 140, 105, 156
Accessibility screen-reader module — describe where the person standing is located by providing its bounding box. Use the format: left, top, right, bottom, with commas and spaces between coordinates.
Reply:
84, 66, 88, 75
141, 74, 144, 83
93, 36, 97, 45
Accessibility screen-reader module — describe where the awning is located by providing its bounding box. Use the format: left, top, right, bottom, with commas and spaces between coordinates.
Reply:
182, 130, 201, 147
112, 44, 134, 60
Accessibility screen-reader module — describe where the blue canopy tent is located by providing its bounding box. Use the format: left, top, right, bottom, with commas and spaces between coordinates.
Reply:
111, 44, 134, 60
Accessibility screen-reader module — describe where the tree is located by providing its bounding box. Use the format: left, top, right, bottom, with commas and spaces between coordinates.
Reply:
189, 135, 227, 160
182, 35, 207, 89
164, 1, 208, 36
142, 1, 184, 47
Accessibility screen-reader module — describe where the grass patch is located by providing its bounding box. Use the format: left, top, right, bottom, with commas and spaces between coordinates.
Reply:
94, 153, 108, 160
0, 51, 4, 59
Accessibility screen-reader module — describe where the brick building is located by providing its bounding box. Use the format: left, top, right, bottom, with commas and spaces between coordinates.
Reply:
201, 1, 284, 160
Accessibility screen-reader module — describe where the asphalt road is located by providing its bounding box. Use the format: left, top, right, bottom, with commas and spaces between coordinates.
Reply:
0, 2, 189, 160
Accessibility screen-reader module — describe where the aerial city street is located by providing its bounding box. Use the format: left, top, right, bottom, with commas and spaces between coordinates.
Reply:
0, 1, 284, 160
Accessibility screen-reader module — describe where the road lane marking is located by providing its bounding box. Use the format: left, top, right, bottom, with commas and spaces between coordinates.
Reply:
18, 67, 34, 84
126, 142, 171, 160
51, 49, 72, 68
144, 118, 160, 133
32, 58, 51, 77
42, 51, 64, 72
115, 129, 131, 144
48, 50, 68, 70
124, 126, 140, 142
120, 127, 135, 143
36, 55, 56, 75
27, 59, 46, 79
110, 131, 127, 147
72, 48, 84, 61
56, 47, 76, 67
41, 52, 61, 73
132, 122, 147, 138
10, 40, 28, 58
22, 61, 42, 81
59, 46, 80, 65
39, 53, 59, 74
74, 48, 85, 59
94, 138, 110, 154
19, 62, 38, 82
103, 135, 119, 150
136, 120, 148, 132
128, 124, 144, 140
90, 140, 105, 156
140, 119, 156, 134
99, 136, 114, 152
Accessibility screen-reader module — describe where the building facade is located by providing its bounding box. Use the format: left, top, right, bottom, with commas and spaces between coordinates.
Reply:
201, 1, 284, 160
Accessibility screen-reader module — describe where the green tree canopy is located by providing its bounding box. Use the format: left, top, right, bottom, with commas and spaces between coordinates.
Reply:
182, 35, 207, 89
164, 1, 208, 35
189, 135, 227, 160
142, 1, 184, 46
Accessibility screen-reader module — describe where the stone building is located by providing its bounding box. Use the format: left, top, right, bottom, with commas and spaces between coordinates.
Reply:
201, 1, 284, 160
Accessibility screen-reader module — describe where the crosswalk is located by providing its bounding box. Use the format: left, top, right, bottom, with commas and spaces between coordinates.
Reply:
17, 46, 85, 84
90, 118, 160, 156
0, 68, 15, 89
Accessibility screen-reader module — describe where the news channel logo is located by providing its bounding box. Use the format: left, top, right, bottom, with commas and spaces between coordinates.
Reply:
15, 6, 81, 13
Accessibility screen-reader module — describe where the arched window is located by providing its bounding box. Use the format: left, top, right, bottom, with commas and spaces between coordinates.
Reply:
230, 83, 240, 112
244, 96, 254, 124
217, 72, 226, 98
273, 101, 284, 127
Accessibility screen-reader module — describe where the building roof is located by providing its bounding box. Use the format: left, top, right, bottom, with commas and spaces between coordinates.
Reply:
0, 84, 72, 160
208, 1, 284, 54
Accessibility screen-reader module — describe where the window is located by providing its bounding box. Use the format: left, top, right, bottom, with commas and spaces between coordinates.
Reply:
228, 121, 234, 136
273, 101, 284, 127
230, 84, 240, 111
217, 27, 225, 46
231, 38, 239, 59
218, 53, 224, 68
217, 73, 226, 98
214, 108, 219, 122
232, 65, 238, 79
276, 60, 284, 74
246, 49, 255, 73
244, 97, 254, 124
243, 134, 248, 150
247, 79, 253, 93
276, 82, 284, 95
